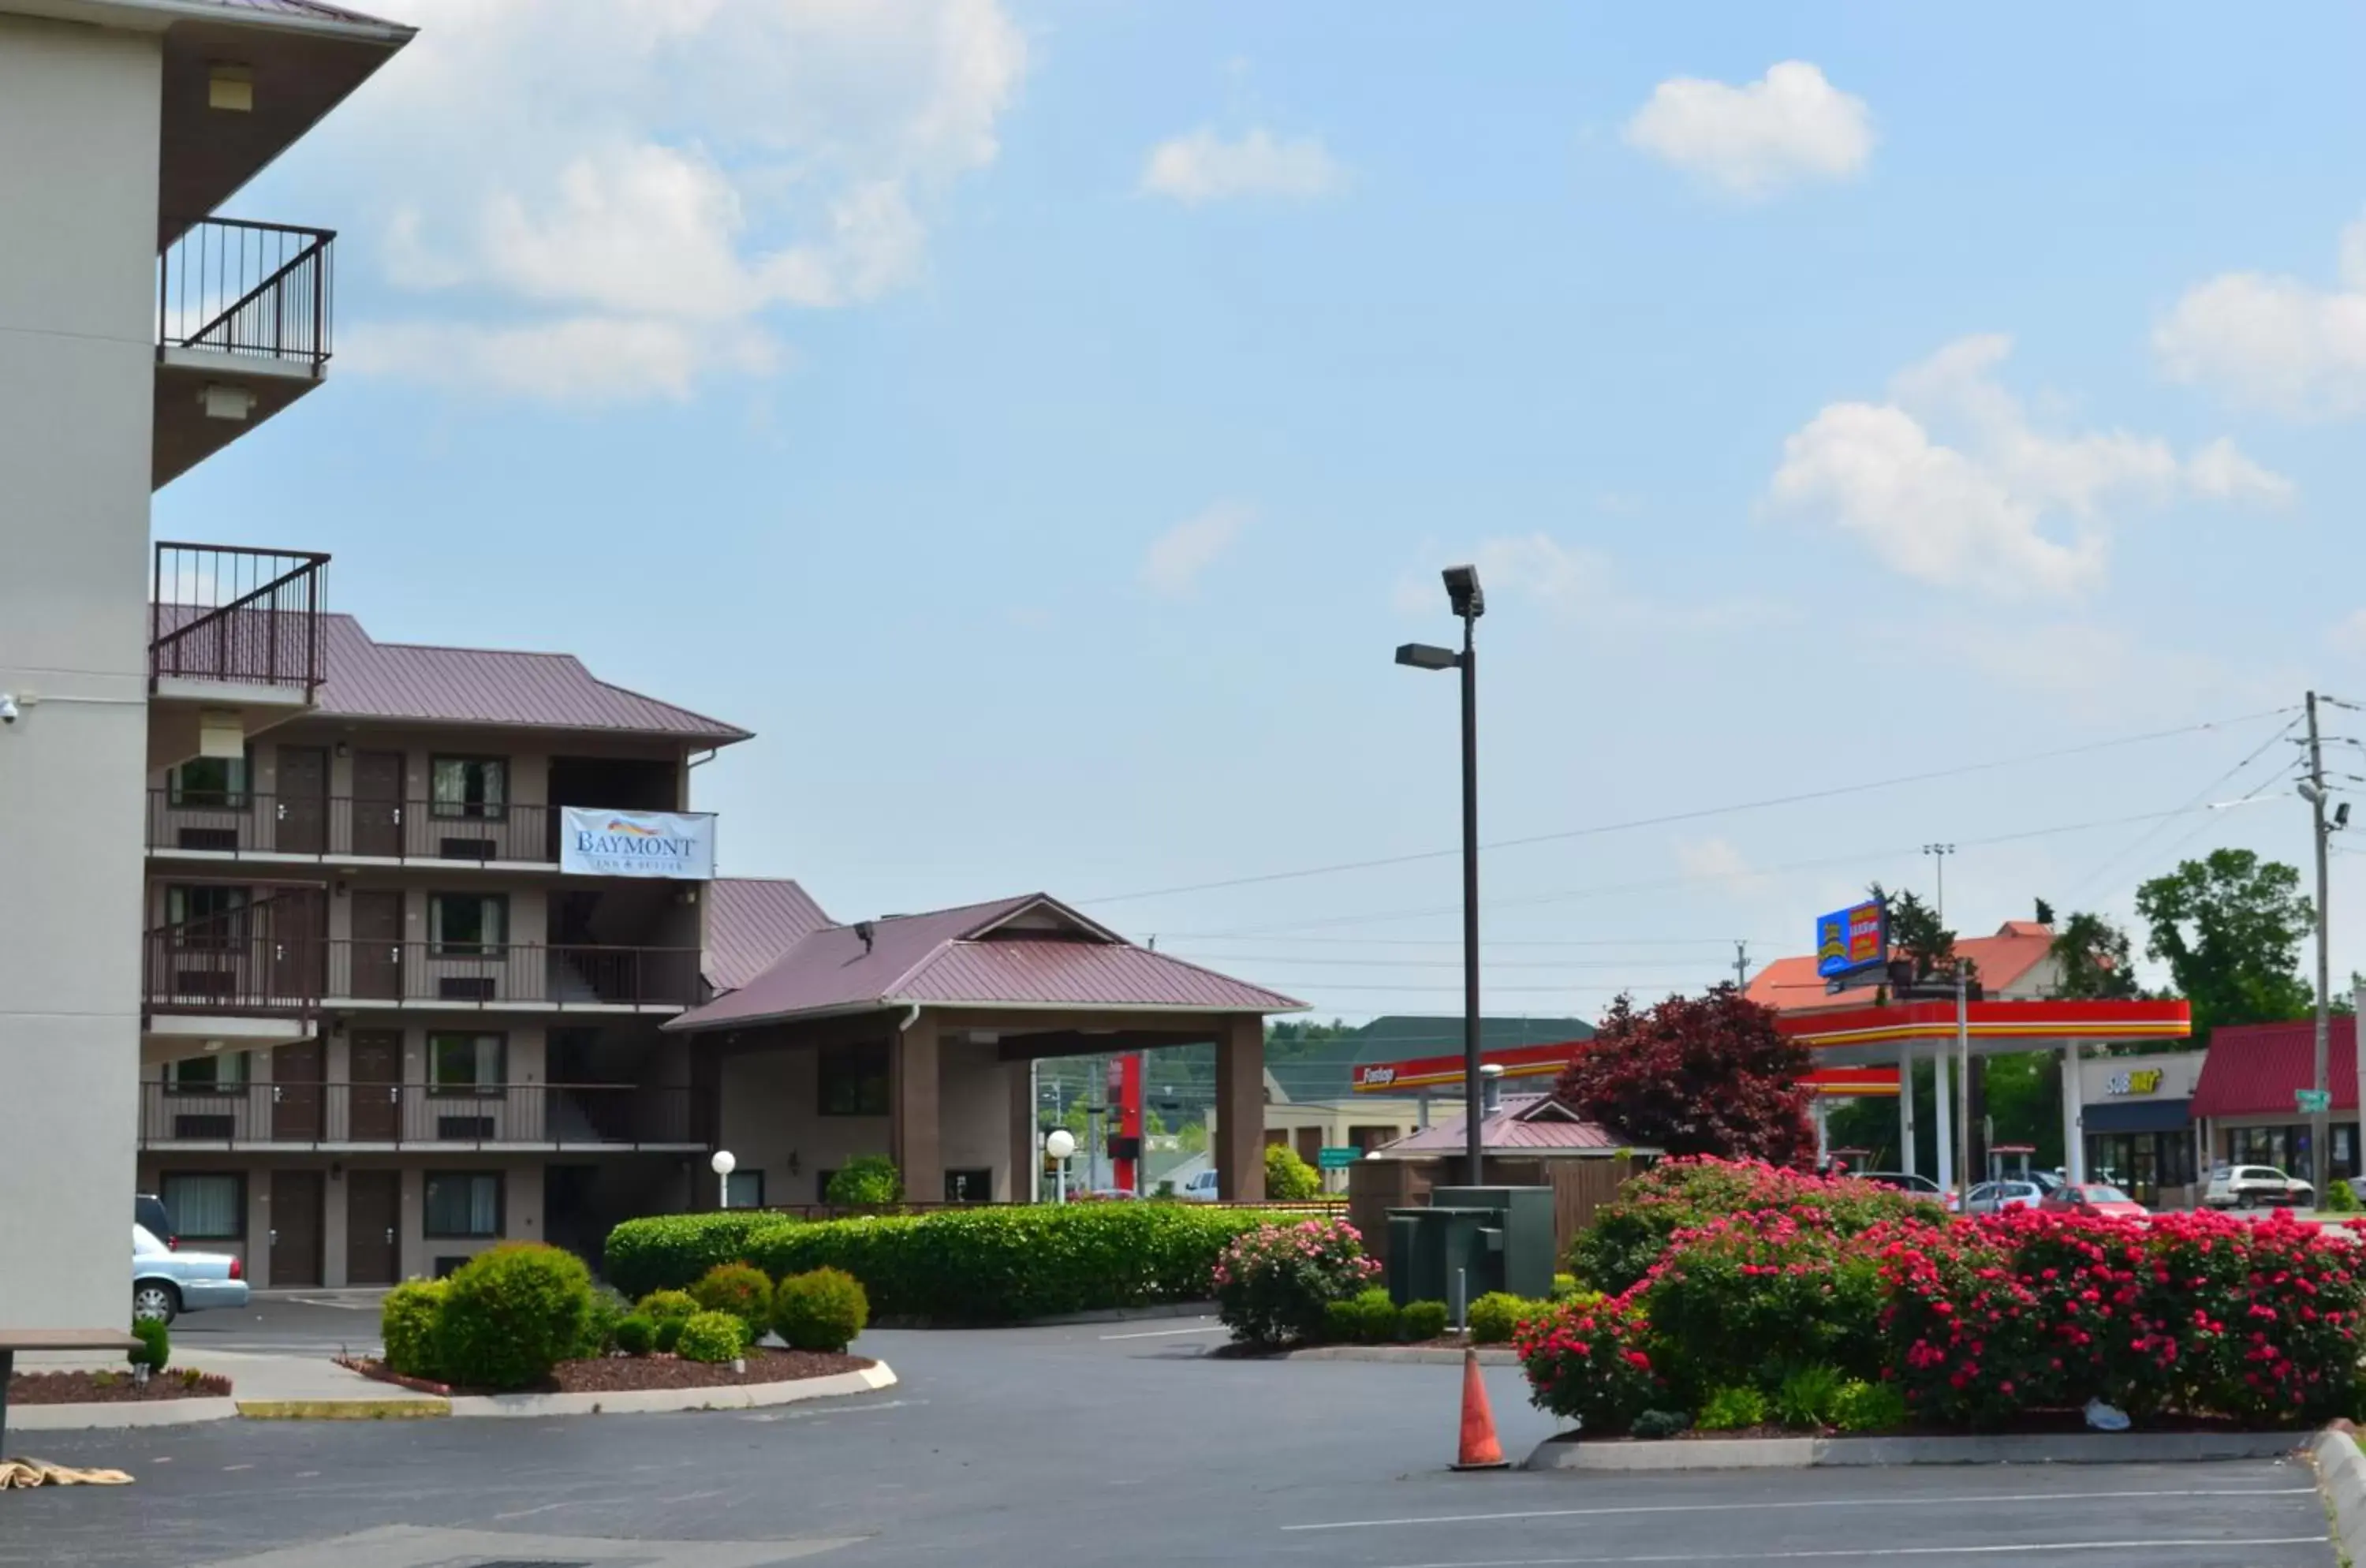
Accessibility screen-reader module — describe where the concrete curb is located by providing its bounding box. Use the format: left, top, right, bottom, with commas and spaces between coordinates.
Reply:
1525, 1429, 2308, 1471
1290, 1346, 1519, 1366
6, 1396, 241, 1432
2310, 1426, 2366, 1565
442, 1360, 896, 1419
237, 1398, 450, 1421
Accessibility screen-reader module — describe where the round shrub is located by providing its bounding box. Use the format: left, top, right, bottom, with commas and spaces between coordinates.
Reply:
1321, 1287, 1398, 1345
773, 1267, 868, 1353
1263, 1143, 1324, 1201
1631, 1408, 1691, 1439
692, 1262, 774, 1339
824, 1155, 903, 1207
614, 1314, 656, 1356
1214, 1217, 1378, 1347
655, 1316, 685, 1354
1636, 1209, 1886, 1402
638, 1289, 698, 1326
435, 1244, 594, 1392
1467, 1292, 1538, 1346
1398, 1299, 1450, 1342
1516, 1296, 1664, 1433
675, 1309, 747, 1364
128, 1319, 170, 1373
380, 1279, 449, 1380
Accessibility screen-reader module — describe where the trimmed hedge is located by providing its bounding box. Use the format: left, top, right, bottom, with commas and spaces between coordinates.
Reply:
604, 1211, 797, 1299
608, 1204, 1313, 1323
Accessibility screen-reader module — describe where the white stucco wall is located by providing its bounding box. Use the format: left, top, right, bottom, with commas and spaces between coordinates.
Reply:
0, 13, 162, 1334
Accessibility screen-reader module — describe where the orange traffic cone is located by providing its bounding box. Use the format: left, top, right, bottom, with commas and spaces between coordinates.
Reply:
1451, 1346, 1510, 1470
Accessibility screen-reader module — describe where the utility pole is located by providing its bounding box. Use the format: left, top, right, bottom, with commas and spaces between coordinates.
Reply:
2308, 691, 2332, 1198
1733, 941, 1749, 991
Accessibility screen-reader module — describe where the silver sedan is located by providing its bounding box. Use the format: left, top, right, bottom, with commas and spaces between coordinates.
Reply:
133, 1223, 249, 1323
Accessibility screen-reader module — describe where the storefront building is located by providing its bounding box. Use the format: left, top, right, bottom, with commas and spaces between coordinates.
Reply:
2075, 1051, 2204, 1208
2191, 1018, 2364, 1188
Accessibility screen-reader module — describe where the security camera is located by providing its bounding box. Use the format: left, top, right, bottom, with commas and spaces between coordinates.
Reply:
0, 695, 17, 726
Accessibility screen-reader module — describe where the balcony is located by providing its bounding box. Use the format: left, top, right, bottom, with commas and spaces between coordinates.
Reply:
139, 1081, 711, 1152
149, 542, 330, 771
147, 790, 713, 872
155, 219, 338, 487
142, 930, 703, 1017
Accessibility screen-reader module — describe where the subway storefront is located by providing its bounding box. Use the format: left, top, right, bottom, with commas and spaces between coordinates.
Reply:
2076, 1052, 2204, 1208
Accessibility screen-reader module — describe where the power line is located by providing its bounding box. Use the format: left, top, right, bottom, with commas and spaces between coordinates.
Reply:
1080, 707, 2295, 905
1157, 952, 1738, 970
2054, 715, 2304, 906
1147, 933, 1768, 949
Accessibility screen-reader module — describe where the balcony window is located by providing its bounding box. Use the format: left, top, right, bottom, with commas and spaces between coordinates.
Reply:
163, 1051, 249, 1094
430, 756, 507, 819
818, 1043, 890, 1117
167, 753, 250, 808
429, 1032, 505, 1093
429, 892, 507, 956
424, 1171, 503, 1238
160, 1173, 245, 1240
167, 884, 251, 948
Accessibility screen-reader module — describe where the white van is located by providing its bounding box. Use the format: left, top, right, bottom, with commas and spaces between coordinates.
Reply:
2204, 1163, 2316, 1210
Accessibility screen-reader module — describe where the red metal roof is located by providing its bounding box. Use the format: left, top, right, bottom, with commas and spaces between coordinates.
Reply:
1746, 920, 2061, 1014
703, 878, 834, 993
669, 894, 1304, 1030
1374, 1094, 1641, 1157
2192, 1017, 2360, 1118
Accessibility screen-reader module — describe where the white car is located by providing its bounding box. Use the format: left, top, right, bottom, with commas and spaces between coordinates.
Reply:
2204, 1164, 2316, 1211
133, 1222, 249, 1323
1173, 1170, 1222, 1202
1961, 1180, 2045, 1215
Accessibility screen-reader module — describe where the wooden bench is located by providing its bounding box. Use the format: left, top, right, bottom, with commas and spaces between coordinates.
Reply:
0, 1331, 142, 1454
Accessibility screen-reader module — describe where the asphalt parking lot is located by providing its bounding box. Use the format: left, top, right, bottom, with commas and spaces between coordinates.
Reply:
1, 1315, 2337, 1568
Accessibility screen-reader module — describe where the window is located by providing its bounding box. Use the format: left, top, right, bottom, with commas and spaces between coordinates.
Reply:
428, 893, 507, 956
162, 1051, 249, 1094
429, 1032, 506, 1092
818, 1044, 890, 1117
424, 1171, 503, 1238
430, 756, 507, 819
167, 884, 249, 947
159, 1173, 244, 1240
166, 753, 249, 808
944, 1167, 991, 1202
724, 1170, 765, 1209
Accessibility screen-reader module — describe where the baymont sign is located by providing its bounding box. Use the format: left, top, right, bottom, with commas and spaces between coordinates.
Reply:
558, 807, 716, 880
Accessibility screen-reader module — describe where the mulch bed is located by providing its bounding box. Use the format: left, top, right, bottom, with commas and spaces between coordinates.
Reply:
6, 1369, 232, 1406
1568, 1410, 2309, 1443
338, 1348, 870, 1398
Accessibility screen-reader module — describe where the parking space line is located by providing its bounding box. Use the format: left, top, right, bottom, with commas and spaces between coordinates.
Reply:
1283, 1487, 2319, 1531
1099, 1323, 1225, 1339
1376, 1540, 2327, 1567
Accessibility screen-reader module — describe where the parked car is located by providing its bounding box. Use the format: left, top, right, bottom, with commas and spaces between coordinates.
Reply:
132, 1222, 247, 1324
135, 1193, 176, 1249
1961, 1180, 2045, 1215
1174, 1170, 1222, 1202
1852, 1170, 1942, 1197
2204, 1164, 2316, 1210
2038, 1183, 2148, 1219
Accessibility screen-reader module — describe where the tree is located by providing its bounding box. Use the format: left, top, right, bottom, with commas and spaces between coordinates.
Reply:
1552, 987, 1815, 1164
2047, 910, 2140, 1000
1868, 883, 1957, 981
1263, 1141, 1323, 1200
2134, 849, 2314, 1043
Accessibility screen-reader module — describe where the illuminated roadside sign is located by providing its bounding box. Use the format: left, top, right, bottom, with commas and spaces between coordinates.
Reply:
1815, 899, 1888, 980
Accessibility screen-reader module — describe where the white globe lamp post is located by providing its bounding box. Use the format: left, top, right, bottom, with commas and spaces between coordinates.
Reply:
1044, 1129, 1077, 1203
711, 1148, 737, 1210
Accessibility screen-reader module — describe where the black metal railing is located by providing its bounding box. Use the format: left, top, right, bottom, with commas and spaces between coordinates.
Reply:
318, 940, 705, 1010
150, 543, 329, 696
146, 791, 713, 866
139, 1081, 711, 1150
141, 890, 327, 1014
159, 218, 335, 369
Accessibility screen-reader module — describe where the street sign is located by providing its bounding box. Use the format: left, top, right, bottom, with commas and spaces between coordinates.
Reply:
2297, 1088, 2333, 1114
1317, 1146, 1363, 1170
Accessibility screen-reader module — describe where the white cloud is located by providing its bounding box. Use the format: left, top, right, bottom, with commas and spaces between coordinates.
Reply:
1768, 334, 2291, 597
2154, 212, 2366, 419
341, 317, 784, 404
1141, 502, 1252, 596
333, 0, 1026, 401
1676, 836, 1770, 897
1139, 128, 1343, 204
1623, 61, 1874, 198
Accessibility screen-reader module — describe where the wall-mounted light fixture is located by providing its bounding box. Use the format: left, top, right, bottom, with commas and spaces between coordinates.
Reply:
200, 384, 256, 421
207, 64, 254, 112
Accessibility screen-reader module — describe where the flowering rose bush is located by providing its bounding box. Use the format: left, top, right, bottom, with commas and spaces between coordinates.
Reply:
1569, 1156, 1941, 1295
1516, 1294, 1664, 1431
1213, 1218, 1379, 1347
1638, 1208, 1887, 1401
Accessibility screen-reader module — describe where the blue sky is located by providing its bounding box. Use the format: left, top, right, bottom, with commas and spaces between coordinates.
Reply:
167, 1, 2366, 1019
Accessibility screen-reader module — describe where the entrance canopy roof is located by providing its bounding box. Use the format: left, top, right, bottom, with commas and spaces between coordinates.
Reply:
1778, 999, 2191, 1066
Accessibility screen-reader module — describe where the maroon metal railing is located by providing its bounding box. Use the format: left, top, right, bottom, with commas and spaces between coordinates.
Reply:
146, 791, 713, 865
139, 1081, 711, 1149
141, 890, 327, 1014
150, 543, 330, 697
159, 218, 335, 369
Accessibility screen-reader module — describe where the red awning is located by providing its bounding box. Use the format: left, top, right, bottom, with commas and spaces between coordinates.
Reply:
2192, 1018, 2360, 1119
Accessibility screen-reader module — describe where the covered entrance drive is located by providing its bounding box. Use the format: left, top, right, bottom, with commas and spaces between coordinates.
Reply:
666, 894, 1302, 1206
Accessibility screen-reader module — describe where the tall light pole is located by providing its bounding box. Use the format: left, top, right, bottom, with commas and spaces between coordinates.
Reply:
2303, 691, 2335, 1196
1398, 563, 1486, 1186
1924, 843, 1955, 925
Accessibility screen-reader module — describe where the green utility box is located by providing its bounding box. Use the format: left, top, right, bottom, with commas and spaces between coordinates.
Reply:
1384, 1185, 1555, 1309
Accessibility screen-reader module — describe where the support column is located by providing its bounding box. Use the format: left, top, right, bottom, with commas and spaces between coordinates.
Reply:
1933, 1049, 1955, 1194
1214, 1015, 1265, 1201
1899, 1048, 1917, 1177
891, 1014, 942, 1204
1008, 1055, 1036, 1203
2061, 1043, 2085, 1183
